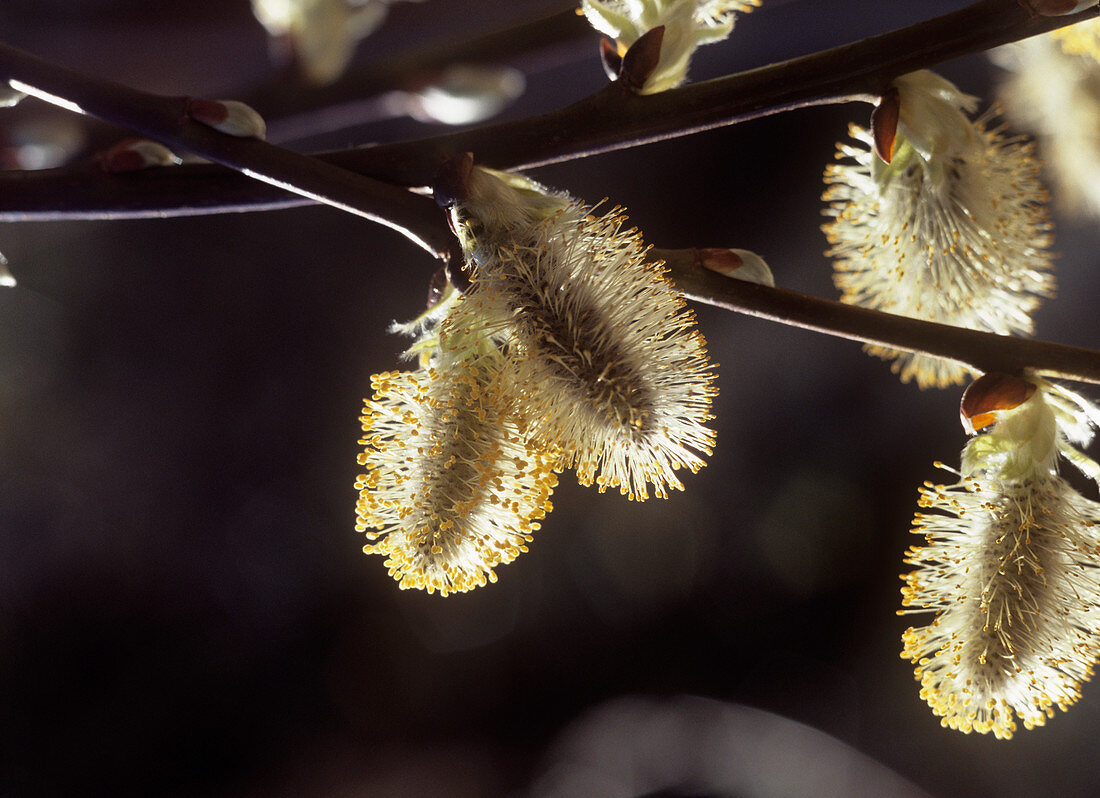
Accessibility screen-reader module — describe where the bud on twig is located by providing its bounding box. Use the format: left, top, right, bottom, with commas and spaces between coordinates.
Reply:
408, 65, 525, 126
1020, 0, 1097, 15
960, 372, 1037, 434
600, 38, 623, 82
0, 252, 15, 288
620, 26, 665, 94
100, 138, 178, 173
870, 87, 900, 164
0, 82, 25, 108
433, 152, 475, 209
699, 248, 774, 287
185, 98, 267, 140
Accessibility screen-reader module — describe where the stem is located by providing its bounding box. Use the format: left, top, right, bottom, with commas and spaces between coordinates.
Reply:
0, 0, 1092, 220
0, 41, 453, 260
655, 249, 1100, 387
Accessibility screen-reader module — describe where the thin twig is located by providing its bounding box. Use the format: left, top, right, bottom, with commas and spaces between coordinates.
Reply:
0, 0, 1093, 220
654, 249, 1100, 387
0, 41, 453, 259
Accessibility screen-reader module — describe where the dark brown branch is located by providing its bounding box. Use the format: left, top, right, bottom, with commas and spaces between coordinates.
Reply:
0, 41, 453, 259
0, 0, 1094, 221
655, 249, 1100, 387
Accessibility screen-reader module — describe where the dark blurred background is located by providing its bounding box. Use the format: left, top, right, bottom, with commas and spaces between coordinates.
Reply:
0, 1, 1098, 796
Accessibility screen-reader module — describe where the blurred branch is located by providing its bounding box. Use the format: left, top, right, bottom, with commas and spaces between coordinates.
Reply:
0, 0, 1094, 221
0, 41, 454, 260
253, 7, 590, 141
656, 249, 1100, 387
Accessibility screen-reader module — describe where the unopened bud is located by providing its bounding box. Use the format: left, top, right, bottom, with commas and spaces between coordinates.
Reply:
0, 83, 25, 108
101, 138, 178, 173
409, 65, 525, 126
427, 266, 449, 309
0, 253, 15, 288
1022, 0, 1097, 15
186, 98, 267, 140
620, 25, 665, 94
0, 114, 85, 170
700, 248, 774, 287
960, 372, 1037, 434
433, 152, 474, 209
871, 87, 900, 164
600, 38, 623, 81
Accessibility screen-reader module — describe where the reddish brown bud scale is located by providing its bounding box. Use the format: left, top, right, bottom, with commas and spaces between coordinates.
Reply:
433, 152, 474, 208
101, 148, 147, 174
185, 98, 266, 139
960, 372, 1037, 433
185, 97, 229, 125
620, 25, 665, 93
871, 87, 900, 164
697, 248, 774, 286
427, 267, 448, 310
699, 248, 743, 273
600, 38, 623, 81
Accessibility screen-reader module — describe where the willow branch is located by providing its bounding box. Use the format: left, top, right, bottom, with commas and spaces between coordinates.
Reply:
0, 0, 1094, 221
655, 249, 1100, 387
0, 41, 453, 260
0, 4, 1096, 385
253, 6, 590, 141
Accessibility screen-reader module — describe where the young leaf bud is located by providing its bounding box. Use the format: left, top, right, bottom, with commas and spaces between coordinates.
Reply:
433, 152, 475, 210
581, 0, 759, 93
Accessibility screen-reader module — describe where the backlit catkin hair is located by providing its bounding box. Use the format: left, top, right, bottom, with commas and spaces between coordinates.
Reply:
445, 172, 716, 500
902, 469, 1100, 738
822, 71, 1054, 388
355, 349, 557, 596
900, 376, 1100, 738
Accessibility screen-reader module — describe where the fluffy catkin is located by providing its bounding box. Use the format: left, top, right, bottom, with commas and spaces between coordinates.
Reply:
355, 350, 557, 596
446, 192, 716, 500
